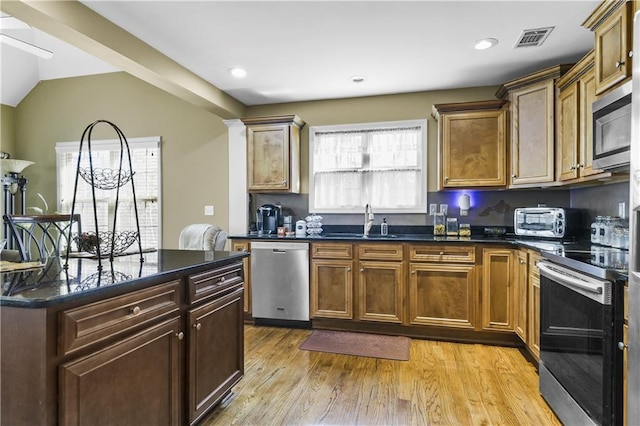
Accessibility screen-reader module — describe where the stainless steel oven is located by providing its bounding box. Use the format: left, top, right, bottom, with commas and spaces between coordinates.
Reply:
538, 259, 624, 425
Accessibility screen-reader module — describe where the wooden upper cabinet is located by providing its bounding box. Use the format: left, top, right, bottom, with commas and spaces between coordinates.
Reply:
496, 65, 572, 188
556, 51, 605, 183
432, 100, 507, 189
242, 115, 305, 193
583, 0, 633, 95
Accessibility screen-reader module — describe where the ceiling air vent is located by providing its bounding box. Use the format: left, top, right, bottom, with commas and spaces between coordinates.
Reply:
514, 27, 554, 48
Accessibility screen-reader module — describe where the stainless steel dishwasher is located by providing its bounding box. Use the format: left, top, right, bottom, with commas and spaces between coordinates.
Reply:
250, 241, 310, 325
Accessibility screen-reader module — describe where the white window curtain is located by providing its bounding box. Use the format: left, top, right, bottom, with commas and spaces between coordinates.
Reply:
55, 137, 161, 249
309, 120, 427, 213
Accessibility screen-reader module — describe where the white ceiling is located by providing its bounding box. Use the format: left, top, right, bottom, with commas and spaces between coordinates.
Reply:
1, 1, 600, 108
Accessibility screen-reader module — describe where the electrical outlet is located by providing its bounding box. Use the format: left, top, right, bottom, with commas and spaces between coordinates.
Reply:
429, 203, 438, 216
619, 202, 626, 220
204, 205, 214, 216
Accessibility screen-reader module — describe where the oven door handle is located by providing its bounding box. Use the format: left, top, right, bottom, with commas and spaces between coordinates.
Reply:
537, 262, 604, 295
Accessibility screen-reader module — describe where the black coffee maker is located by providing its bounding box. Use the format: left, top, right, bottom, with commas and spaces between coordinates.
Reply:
256, 204, 280, 235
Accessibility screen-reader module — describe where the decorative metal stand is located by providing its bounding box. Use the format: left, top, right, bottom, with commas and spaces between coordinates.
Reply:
65, 120, 144, 270
2, 173, 27, 249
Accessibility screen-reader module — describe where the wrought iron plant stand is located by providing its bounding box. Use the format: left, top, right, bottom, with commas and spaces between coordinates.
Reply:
64, 120, 144, 271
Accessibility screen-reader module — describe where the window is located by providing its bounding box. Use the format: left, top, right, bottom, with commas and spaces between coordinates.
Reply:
309, 119, 427, 214
55, 137, 161, 249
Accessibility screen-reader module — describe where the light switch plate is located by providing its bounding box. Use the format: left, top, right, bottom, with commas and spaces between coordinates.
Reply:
204, 205, 214, 216
429, 203, 438, 216
619, 202, 626, 219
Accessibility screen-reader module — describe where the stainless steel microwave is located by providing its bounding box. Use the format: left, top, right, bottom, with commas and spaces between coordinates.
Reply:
514, 207, 581, 238
592, 80, 632, 171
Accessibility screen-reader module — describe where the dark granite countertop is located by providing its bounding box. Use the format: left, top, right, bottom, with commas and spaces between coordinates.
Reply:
231, 231, 629, 281
1, 249, 249, 308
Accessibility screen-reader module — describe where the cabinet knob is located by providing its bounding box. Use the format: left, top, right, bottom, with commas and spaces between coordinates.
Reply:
194, 323, 202, 331
618, 341, 627, 350
520, 259, 526, 264
444, 176, 449, 182
360, 268, 365, 272
511, 174, 517, 178
411, 270, 416, 274
616, 60, 625, 68
220, 276, 226, 283
131, 306, 141, 315
577, 164, 584, 168
439, 251, 444, 256
629, 50, 633, 58
176, 332, 184, 340
569, 166, 575, 170
346, 267, 351, 272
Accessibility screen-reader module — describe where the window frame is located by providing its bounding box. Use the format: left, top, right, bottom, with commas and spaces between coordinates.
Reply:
308, 119, 428, 214
55, 136, 162, 248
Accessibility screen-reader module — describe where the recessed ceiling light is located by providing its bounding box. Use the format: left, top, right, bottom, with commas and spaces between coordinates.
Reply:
228, 67, 247, 78
474, 38, 499, 50
351, 75, 365, 83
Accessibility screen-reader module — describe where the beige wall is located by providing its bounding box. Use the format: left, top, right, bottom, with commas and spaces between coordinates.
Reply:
0, 104, 16, 155
246, 86, 500, 193
11, 71, 230, 248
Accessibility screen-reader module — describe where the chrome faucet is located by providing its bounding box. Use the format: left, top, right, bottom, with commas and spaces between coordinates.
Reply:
364, 204, 374, 237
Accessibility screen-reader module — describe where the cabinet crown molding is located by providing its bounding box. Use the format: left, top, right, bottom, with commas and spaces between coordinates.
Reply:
495, 64, 574, 99
431, 99, 507, 120
556, 50, 595, 90
582, 0, 628, 30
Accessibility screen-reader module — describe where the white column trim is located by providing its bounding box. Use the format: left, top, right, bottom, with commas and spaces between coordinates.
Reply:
225, 119, 247, 236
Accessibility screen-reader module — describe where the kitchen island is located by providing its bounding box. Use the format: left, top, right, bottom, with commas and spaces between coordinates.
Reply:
1, 249, 249, 426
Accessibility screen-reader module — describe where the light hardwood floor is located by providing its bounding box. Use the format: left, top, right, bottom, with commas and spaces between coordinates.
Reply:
202, 325, 560, 425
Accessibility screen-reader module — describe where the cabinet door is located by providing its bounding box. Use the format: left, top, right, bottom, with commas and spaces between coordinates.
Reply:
59, 317, 182, 426
513, 250, 528, 342
231, 241, 251, 314
510, 80, 555, 186
440, 109, 507, 188
247, 123, 291, 191
187, 287, 244, 425
358, 261, 404, 323
594, 2, 632, 95
409, 262, 476, 329
482, 249, 515, 332
311, 259, 353, 319
528, 274, 541, 360
578, 66, 601, 178
557, 82, 580, 181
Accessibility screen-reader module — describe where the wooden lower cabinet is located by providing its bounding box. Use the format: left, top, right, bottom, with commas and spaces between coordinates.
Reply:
409, 262, 476, 329
528, 273, 541, 359
513, 250, 529, 341
187, 287, 244, 425
59, 317, 182, 426
358, 260, 404, 323
527, 251, 542, 359
231, 240, 251, 314
482, 248, 515, 332
311, 258, 354, 319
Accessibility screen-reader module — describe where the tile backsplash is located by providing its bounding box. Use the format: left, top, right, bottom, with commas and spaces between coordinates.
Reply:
251, 188, 573, 229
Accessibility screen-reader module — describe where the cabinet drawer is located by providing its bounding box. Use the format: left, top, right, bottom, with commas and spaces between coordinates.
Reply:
188, 262, 244, 304
59, 281, 180, 356
409, 245, 475, 263
359, 243, 403, 261
312, 243, 353, 259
